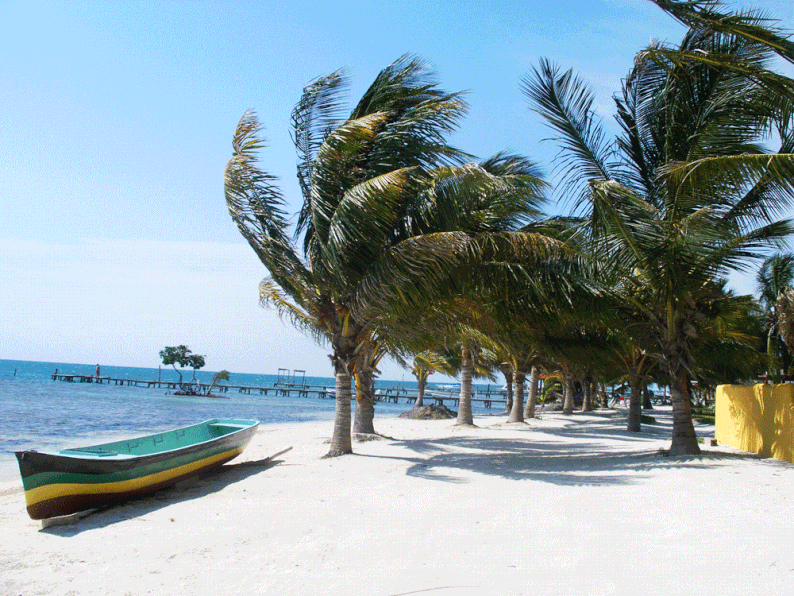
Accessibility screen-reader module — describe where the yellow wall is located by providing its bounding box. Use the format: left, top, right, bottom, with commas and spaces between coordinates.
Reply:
716, 384, 794, 463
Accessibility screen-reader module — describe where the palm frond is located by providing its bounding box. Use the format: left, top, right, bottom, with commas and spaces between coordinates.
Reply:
224, 111, 311, 295
324, 168, 416, 285
259, 278, 329, 345
291, 69, 349, 244
650, 0, 794, 65
658, 154, 794, 224
522, 58, 616, 212
757, 254, 794, 309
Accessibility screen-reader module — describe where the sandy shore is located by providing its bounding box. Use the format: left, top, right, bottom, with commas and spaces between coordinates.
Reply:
2, 407, 792, 596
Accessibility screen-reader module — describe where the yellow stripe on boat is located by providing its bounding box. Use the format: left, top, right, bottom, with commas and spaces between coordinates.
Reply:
23, 447, 242, 508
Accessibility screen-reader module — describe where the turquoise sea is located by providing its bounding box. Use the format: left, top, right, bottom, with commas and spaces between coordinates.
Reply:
0, 359, 496, 479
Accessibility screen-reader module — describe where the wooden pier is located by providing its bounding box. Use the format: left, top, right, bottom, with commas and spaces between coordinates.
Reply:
51, 373, 510, 409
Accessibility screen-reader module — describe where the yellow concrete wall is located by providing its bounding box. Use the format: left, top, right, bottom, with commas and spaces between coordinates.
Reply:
716, 384, 794, 463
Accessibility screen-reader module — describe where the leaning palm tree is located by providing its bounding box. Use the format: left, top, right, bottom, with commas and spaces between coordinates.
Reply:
226, 56, 548, 456
524, 13, 794, 454
226, 57, 468, 456
405, 350, 459, 409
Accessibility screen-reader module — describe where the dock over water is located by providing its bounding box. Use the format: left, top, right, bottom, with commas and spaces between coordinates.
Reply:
50, 373, 511, 409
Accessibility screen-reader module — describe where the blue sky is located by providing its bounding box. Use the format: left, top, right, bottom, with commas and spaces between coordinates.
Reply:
1, 0, 792, 379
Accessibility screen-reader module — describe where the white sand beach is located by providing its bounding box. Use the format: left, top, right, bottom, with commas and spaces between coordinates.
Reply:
1, 407, 792, 596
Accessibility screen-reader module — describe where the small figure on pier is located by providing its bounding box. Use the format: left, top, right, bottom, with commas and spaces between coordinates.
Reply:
95, 364, 101, 378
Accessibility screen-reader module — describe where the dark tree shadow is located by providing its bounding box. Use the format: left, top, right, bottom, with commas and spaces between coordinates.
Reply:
41, 455, 288, 536
359, 408, 771, 487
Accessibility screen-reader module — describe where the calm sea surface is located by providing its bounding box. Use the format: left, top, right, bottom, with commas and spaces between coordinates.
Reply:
0, 359, 495, 479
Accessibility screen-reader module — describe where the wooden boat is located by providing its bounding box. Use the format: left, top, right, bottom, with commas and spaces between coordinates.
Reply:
15, 418, 259, 520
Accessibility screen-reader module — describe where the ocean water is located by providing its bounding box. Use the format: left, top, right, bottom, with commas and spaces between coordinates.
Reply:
0, 359, 498, 479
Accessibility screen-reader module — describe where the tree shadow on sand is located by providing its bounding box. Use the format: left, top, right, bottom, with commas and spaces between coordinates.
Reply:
360, 409, 776, 486
40, 454, 288, 536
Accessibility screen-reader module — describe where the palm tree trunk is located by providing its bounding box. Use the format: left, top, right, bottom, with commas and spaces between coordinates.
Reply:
456, 345, 474, 426
669, 367, 701, 455
353, 369, 376, 435
503, 369, 513, 414
415, 376, 426, 408
508, 369, 525, 423
581, 377, 593, 412
562, 373, 574, 415
642, 380, 653, 410
524, 365, 538, 419
767, 326, 778, 379
325, 371, 353, 457
627, 370, 642, 432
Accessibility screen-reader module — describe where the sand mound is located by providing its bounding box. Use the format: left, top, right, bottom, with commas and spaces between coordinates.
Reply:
398, 404, 457, 419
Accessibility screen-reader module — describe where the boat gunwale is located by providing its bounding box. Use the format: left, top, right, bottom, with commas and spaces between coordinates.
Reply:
15, 418, 259, 462
15, 420, 260, 481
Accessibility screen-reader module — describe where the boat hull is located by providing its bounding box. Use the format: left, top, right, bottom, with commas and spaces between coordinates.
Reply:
16, 419, 259, 520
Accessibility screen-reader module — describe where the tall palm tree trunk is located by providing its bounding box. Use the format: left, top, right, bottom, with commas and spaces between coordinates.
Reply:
642, 380, 653, 410
627, 370, 642, 432
353, 370, 376, 435
562, 373, 574, 415
669, 366, 700, 455
325, 372, 353, 457
415, 376, 426, 408
456, 345, 474, 426
581, 376, 593, 412
508, 369, 525, 423
524, 365, 538, 419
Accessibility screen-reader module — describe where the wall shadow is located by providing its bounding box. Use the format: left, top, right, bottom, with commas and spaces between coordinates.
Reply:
719, 384, 794, 463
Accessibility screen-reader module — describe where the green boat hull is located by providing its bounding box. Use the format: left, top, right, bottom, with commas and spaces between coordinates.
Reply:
15, 419, 259, 520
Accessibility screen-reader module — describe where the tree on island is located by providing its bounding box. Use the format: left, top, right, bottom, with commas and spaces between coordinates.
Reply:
207, 370, 230, 396
159, 345, 206, 389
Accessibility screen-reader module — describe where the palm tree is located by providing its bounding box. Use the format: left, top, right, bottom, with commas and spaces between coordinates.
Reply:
524, 14, 794, 454
499, 362, 514, 414
524, 365, 541, 419
207, 370, 230, 396
776, 288, 794, 360
491, 332, 546, 423
226, 56, 547, 456
352, 338, 385, 435
756, 254, 794, 370
402, 350, 459, 409
226, 56, 469, 456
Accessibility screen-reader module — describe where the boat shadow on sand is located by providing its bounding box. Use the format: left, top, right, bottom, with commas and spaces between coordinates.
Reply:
40, 453, 289, 536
